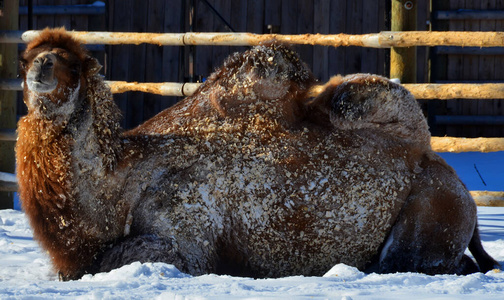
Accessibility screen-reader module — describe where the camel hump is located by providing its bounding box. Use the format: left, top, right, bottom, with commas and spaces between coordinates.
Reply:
214, 42, 315, 93
128, 43, 317, 135
308, 74, 431, 147
192, 43, 316, 123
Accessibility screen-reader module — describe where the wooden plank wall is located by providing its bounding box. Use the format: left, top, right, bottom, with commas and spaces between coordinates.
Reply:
104, 0, 395, 129
0, 0, 19, 208
432, 0, 504, 137
14, 1, 437, 132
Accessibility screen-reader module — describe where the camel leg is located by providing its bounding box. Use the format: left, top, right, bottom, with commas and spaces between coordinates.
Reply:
379, 158, 478, 275
98, 235, 188, 274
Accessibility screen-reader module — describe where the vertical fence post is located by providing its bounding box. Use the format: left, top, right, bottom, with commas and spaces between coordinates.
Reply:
0, 0, 19, 208
390, 0, 417, 83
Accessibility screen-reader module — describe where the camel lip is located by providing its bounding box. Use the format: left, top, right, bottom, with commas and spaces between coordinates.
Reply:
26, 78, 58, 93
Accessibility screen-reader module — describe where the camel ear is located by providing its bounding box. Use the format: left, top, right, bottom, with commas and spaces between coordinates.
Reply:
18, 58, 28, 77
83, 56, 103, 76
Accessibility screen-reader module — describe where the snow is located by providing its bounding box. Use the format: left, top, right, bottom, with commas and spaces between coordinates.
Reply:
0, 208, 503, 299
1, 152, 503, 299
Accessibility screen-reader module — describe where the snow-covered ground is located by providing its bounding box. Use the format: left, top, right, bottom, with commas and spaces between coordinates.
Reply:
0, 208, 503, 299
0, 152, 503, 299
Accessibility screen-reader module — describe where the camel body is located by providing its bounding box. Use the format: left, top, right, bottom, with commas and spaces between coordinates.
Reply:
16, 29, 497, 280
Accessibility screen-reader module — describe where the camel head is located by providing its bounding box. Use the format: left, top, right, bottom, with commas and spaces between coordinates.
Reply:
25, 51, 59, 93
19, 28, 102, 119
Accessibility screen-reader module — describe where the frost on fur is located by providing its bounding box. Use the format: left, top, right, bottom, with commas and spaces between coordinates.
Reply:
16, 28, 497, 280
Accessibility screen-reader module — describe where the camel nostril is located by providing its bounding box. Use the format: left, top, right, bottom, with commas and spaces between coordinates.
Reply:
42, 61, 54, 70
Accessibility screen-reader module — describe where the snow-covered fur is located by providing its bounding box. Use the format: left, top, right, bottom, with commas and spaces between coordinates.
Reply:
17, 28, 126, 280
16, 29, 497, 280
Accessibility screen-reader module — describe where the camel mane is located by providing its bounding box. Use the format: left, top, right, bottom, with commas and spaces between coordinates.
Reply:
25, 27, 88, 61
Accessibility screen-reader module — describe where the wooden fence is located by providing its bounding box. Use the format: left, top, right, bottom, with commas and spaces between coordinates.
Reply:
16, 0, 408, 130
431, 0, 504, 138
1, 29, 504, 206
12, 1, 502, 134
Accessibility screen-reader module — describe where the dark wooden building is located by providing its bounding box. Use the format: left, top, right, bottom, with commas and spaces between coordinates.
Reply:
11, 0, 504, 133
431, 0, 504, 137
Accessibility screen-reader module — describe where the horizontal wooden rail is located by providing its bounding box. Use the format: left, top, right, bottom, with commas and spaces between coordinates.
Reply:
0, 31, 24, 43
0, 129, 16, 142
0, 181, 17, 193
1, 30, 504, 48
0, 172, 17, 192
309, 83, 504, 99
4, 79, 504, 100
106, 81, 201, 97
0, 79, 22, 91
431, 137, 504, 152
402, 83, 504, 99
470, 191, 504, 207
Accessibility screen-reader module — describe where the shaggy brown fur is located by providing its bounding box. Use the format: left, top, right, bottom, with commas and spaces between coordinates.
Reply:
16, 28, 498, 280
17, 28, 126, 279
